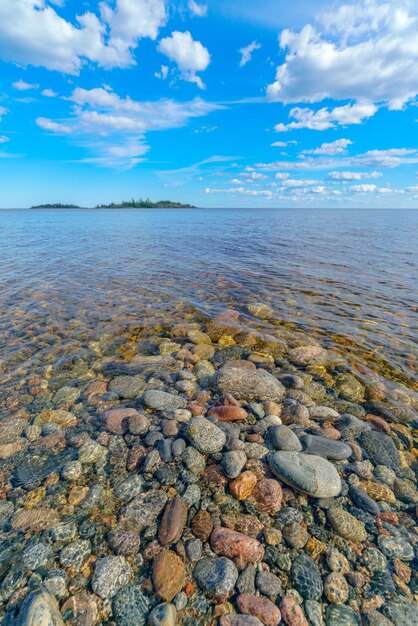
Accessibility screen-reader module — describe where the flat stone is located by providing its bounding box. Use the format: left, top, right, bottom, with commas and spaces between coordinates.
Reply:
221, 514, 263, 538
324, 572, 349, 604
377, 535, 414, 561
92, 556, 131, 599
309, 406, 340, 420
291, 554, 323, 600
211, 527, 264, 563
208, 405, 248, 421
348, 485, 380, 515
334, 414, 371, 440
215, 367, 285, 402
288, 345, 328, 366
300, 435, 352, 460
220, 618, 264, 626
153, 550, 186, 601
269, 451, 341, 498
108, 527, 140, 556
237, 594, 281, 626
230, 471, 258, 501
193, 556, 238, 596
255, 571, 281, 597
103, 408, 140, 434
359, 431, 401, 470
268, 425, 302, 451
112, 585, 152, 626
17, 588, 65, 626
222, 451, 247, 479
158, 496, 188, 546
121, 490, 168, 532
191, 509, 214, 541
142, 390, 187, 411
326, 605, 360, 626
280, 596, 309, 626
109, 375, 146, 398
327, 508, 367, 543
187, 416, 226, 453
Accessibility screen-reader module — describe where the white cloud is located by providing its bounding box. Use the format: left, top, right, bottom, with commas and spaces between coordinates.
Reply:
303, 138, 353, 155
275, 172, 290, 179
155, 65, 169, 80
358, 148, 418, 168
328, 170, 382, 180
0, 0, 167, 74
12, 79, 39, 91
0, 136, 9, 144
188, 1, 208, 17
271, 140, 297, 147
282, 178, 318, 188
239, 41, 261, 67
158, 31, 211, 88
0, 106, 7, 120
350, 184, 378, 192
205, 187, 273, 198
266, 0, 418, 110
240, 171, 267, 180
275, 101, 377, 131
36, 117, 72, 133
41, 88, 58, 97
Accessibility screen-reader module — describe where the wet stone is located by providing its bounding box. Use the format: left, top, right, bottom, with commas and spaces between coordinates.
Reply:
304, 600, 324, 626
152, 550, 186, 601
193, 557, 238, 596
300, 435, 352, 461
326, 604, 360, 626
270, 451, 341, 498
59, 539, 91, 571
237, 564, 256, 595
158, 496, 188, 546
215, 367, 286, 402
237, 594, 281, 626
255, 571, 281, 597
268, 425, 302, 452
108, 527, 140, 555
112, 584, 152, 626
222, 450, 247, 479
291, 554, 323, 600
359, 431, 400, 471
327, 508, 367, 543
91, 556, 131, 599
16, 588, 65, 626
377, 535, 414, 561
324, 572, 349, 604
383, 600, 418, 626
187, 416, 226, 453
248, 478, 282, 514
142, 389, 187, 411
182, 446, 206, 474
22, 543, 52, 570
283, 521, 309, 549
109, 374, 146, 398
121, 489, 168, 532
211, 527, 265, 563
149, 603, 177, 626
280, 597, 310, 626
191, 510, 214, 541
114, 474, 144, 502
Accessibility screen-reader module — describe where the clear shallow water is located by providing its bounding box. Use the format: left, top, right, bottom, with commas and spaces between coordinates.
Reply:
1, 208, 417, 395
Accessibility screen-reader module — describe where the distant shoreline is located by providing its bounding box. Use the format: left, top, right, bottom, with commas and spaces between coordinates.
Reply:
31, 200, 197, 209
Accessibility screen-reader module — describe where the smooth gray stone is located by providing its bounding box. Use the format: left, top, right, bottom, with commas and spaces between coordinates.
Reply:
142, 390, 187, 411
349, 485, 381, 515
270, 451, 341, 498
269, 425, 302, 451
301, 434, 352, 460
215, 366, 286, 402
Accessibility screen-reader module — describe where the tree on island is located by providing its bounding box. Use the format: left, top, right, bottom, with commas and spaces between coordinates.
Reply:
31, 203, 80, 208
96, 198, 196, 208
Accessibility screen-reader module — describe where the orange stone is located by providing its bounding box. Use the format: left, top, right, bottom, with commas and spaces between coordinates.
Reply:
248, 479, 282, 514
208, 405, 248, 422
152, 550, 186, 601
229, 471, 258, 501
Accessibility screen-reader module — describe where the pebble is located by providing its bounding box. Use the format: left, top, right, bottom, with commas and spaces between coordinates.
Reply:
219, 616, 264, 626
59, 539, 91, 571
108, 527, 140, 555
211, 527, 265, 563
109, 374, 146, 398
255, 571, 281, 597
187, 416, 226, 453
300, 435, 352, 460
377, 535, 414, 561
194, 556, 238, 596
230, 471, 258, 500
122, 489, 168, 532
280, 596, 309, 626
148, 603, 177, 626
208, 405, 248, 421
17, 588, 65, 626
142, 389, 187, 411
359, 431, 400, 470
237, 564, 256, 594
248, 478, 283, 514
215, 367, 286, 402
291, 554, 323, 601
324, 572, 349, 604
103, 407, 140, 434
283, 521, 309, 549
327, 507, 367, 543
91, 556, 131, 599
191, 509, 214, 541
268, 425, 302, 451
270, 451, 341, 498
222, 450, 248, 478
22, 542, 52, 570
112, 585, 151, 626
158, 496, 188, 545
325, 604, 360, 626
237, 594, 281, 626
152, 550, 186, 601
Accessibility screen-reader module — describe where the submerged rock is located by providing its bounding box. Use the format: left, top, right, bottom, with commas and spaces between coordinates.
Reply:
269, 451, 341, 498
17, 588, 65, 626
194, 557, 238, 596
215, 367, 285, 402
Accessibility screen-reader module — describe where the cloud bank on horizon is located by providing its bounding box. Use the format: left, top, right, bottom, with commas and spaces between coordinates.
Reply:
0, 0, 417, 207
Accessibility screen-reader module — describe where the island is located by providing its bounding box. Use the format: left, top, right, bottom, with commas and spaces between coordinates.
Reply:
96, 198, 196, 209
31, 203, 81, 208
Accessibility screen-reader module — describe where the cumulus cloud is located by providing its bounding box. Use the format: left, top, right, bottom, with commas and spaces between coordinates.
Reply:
158, 31, 211, 88
275, 101, 377, 131
155, 65, 169, 80
271, 140, 297, 147
205, 187, 273, 198
350, 184, 378, 192
239, 41, 261, 67
36, 117, 72, 133
282, 178, 318, 187
240, 171, 267, 180
303, 138, 353, 155
188, 1, 208, 17
41, 88, 58, 97
266, 0, 418, 110
0, 0, 167, 74
12, 79, 39, 91
328, 170, 382, 180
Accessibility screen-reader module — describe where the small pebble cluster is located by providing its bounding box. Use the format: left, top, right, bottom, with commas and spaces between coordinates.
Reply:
0, 305, 417, 626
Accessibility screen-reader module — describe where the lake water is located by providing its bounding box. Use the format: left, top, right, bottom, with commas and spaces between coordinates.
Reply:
1, 208, 417, 404
0, 207, 418, 623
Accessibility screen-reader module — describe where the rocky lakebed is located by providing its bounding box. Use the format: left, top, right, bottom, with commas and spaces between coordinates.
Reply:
0, 305, 417, 626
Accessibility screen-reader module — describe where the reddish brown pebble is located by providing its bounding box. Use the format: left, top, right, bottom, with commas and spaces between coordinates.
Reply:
143, 540, 162, 560
210, 527, 264, 562
280, 596, 309, 626
191, 509, 213, 541
152, 550, 186, 601
158, 496, 188, 546
126, 445, 147, 471
187, 402, 205, 416
246, 434, 264, 444
162, 419, 179, 436
61, 591, 99, 626
230, 471, 258, 501
84, 381, 107, 404
208, 405, 248, 422
205, 464, 228, 485
102, 408, 139, 434
237, 594, 281, 626
220, 617, 264, 626
248, 479, 282, 514
221, 514, 264, 538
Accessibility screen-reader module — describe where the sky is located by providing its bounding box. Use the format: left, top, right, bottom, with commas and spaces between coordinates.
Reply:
0, 0, 418, 208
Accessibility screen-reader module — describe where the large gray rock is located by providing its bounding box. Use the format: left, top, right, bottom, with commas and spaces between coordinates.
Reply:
194, 557, 238, 596
215, 367, 285, 402
92, 556, 131, 599
268, 425, 302, 451
359, 431, 401, 471
142, 390, 187, 412
17, 588, 65, 625
187, 417, 226, 454
270, 451, 341, 498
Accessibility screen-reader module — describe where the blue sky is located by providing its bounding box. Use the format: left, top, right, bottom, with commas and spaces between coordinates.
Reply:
0, 0, 418, 208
